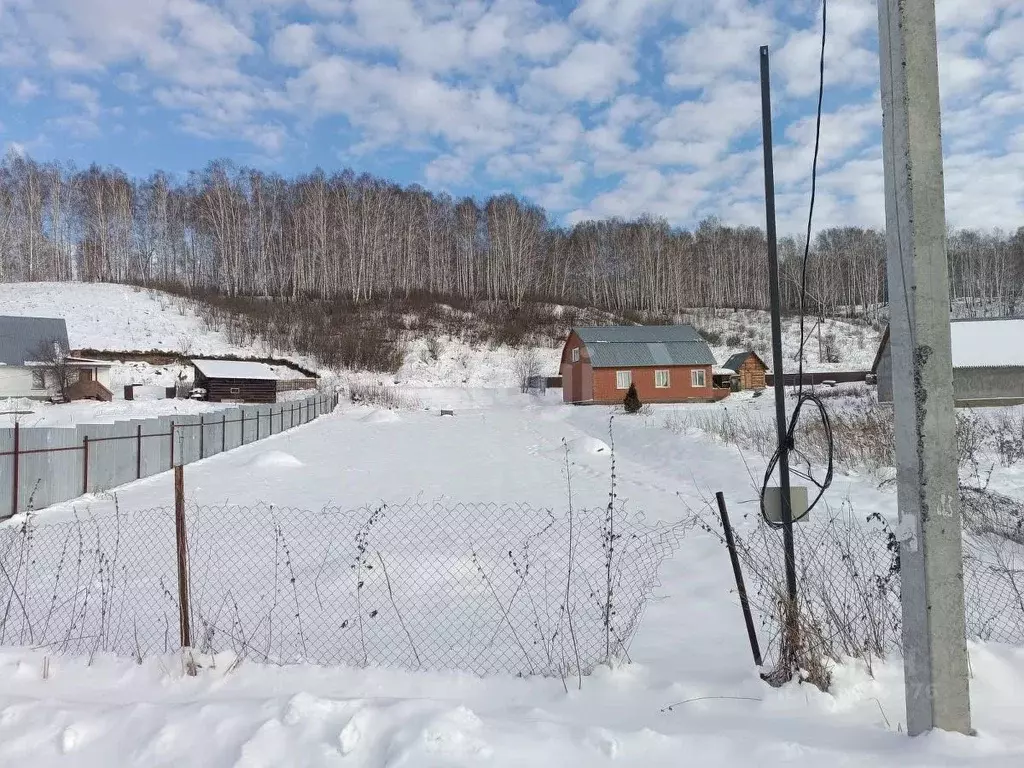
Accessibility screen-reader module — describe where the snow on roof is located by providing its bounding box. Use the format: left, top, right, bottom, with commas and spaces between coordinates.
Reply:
65, 356, 113, 366
192, 359, 280, 380
950, 318, 1024, 369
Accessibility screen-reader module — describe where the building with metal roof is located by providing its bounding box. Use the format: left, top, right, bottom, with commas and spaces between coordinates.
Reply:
872, 317, 1024, 407
721, 351, 769, 390
560, 325, 730, 405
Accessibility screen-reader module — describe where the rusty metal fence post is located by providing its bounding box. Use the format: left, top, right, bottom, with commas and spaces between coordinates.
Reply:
82, 435, 90, 495
715, 491, 762, 667
11, 422, 20, 517
174, 464, 192, 654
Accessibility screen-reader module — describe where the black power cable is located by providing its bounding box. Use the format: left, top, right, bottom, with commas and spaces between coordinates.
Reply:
761, 0, 833, 529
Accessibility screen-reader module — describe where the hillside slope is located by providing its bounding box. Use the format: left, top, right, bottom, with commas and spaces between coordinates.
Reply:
0, 283, 882, 391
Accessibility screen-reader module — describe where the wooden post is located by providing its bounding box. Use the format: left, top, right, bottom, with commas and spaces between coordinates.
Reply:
174, 464, 192, 653
82, 435, 89, 494
11, 422, 19, 517
136, 423, 142, 480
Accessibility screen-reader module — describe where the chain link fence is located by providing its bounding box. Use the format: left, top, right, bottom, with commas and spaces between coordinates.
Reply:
0, 500, 685, 677
702, 489, 1024, 680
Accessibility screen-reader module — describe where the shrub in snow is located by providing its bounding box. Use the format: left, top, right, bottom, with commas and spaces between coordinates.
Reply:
623, 383, 642, 414
823, 331, 841, 364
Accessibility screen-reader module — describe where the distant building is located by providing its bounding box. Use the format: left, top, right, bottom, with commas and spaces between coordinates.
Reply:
872, 318, 1024, 407
192, 359, 279, 403
0, 316, 112, 401
722, 351, 769, 390
560, 325, 730, 404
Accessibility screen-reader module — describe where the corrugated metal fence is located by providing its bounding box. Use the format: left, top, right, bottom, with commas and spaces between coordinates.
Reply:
0, 393, 339, 518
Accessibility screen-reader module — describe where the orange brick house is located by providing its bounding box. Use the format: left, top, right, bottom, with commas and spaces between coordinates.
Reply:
560, 325, 731, 405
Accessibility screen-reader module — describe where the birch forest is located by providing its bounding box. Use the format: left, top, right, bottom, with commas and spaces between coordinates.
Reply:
1, 153, 1022, 317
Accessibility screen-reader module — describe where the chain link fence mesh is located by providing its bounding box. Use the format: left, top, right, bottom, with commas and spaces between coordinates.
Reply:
0, 501, 685, 676
701, 490, 1024, 678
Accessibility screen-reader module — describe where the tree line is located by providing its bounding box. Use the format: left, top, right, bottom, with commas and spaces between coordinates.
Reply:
1, 152, 1022, 317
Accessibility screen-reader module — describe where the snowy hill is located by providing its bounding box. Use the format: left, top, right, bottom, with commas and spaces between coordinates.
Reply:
682, 309, 881, 373
0, 282, 260, 356
0, 283, 882, 396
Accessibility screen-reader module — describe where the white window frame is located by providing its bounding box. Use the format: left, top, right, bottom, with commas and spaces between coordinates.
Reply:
571, 347, 580, 363
654, 369, 670, 388
691, 369, 707, 388
31, 370, 46, 390
616, 370, 631, 390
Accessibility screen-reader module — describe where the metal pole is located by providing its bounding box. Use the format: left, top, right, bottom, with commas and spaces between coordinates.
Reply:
174, 464, 192, 650
199, 416, 205, 459
11, 422, 19, 517
136, 424, 142, 480
169, 422, 175, 469
82, 435, 89, 494
760, 45, 797, 606
222, 414, 227, 453
716, 492, 763, 667
877, 0, 971, 736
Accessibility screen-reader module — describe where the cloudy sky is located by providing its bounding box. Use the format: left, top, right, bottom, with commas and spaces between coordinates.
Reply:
0, 0, 1021, 234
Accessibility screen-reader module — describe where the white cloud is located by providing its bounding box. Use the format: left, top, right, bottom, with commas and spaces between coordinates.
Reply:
570, 0, 671, 38
0, 0, 1019, 233
14, 77, 42, 101
425, 153, 473, 184
662, 0, 774, 90
271, 23, 319, 67
519, 23, 573, 61
57, 80, 101, 117
528, 41, 635, 103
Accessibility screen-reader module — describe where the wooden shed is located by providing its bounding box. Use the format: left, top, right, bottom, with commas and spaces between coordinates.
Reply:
723, 351, 769, 390
192, 359, 279, 403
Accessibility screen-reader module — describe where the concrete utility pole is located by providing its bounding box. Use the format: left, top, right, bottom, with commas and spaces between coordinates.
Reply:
876, 0, 972, 736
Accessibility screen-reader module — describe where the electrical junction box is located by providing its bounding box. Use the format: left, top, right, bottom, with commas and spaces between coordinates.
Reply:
764, 485, 809, 524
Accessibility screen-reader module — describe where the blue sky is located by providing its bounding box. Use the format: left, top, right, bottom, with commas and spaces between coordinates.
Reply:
1, 0, 1021, 234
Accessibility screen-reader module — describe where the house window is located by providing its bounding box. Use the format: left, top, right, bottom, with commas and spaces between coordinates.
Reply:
31, 370, 45, 390
691, 369, 707, 388
571, 347, 580, 363
655, 369, 670, 388
229, 387, 241, 395
616, 370, 631, 389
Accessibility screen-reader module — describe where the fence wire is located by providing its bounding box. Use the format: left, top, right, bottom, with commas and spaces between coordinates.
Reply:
0, 501, 684, 677
708, 492, 1024, 677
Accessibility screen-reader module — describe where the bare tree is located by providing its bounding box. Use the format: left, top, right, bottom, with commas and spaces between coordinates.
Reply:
0, 150, 1021, 321
32, 338, 76, 401
514, 348, 543, 393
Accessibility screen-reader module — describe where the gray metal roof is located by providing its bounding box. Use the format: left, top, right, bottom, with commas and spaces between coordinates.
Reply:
723, 352, 751, 372
576, 325, 705, 344
0, 316, 70, 366
574, 325, 716, 368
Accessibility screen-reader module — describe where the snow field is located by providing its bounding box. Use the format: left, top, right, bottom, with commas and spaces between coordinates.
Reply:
1, 391, 1022, 764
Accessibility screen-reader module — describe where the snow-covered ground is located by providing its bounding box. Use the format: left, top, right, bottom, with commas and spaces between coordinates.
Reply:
2, 390, 1022, 765
0, 282, 256, 356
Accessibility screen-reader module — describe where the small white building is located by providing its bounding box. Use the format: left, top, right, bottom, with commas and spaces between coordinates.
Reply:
0, 316, 113, 401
